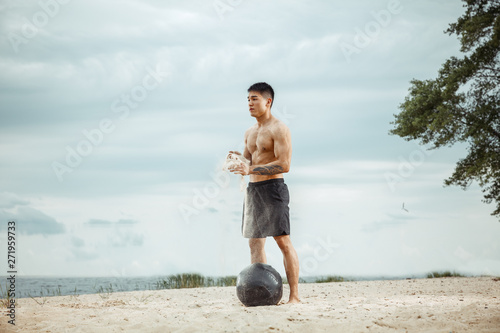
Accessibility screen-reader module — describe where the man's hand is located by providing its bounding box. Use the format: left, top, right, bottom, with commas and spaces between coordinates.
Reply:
229, 161, 250, 176
226, 151, 250, 175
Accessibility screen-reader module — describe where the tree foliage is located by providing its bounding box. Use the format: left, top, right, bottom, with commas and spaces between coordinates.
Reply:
390, 0, 500, 219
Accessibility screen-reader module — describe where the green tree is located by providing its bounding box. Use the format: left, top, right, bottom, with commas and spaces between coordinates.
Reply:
390, 0, 500, 219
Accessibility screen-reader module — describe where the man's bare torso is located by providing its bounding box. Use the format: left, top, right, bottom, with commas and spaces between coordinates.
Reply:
244, 116, 290, 182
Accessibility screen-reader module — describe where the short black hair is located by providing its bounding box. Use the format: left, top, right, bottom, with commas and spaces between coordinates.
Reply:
248, 82, 274, 108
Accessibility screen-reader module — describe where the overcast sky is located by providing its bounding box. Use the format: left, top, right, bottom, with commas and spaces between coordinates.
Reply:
1, 0, 499, 279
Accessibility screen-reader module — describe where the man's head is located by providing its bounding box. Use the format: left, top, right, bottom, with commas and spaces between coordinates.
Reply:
247, 82, 274, 118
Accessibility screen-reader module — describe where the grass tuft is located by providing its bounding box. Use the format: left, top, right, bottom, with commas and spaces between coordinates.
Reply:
155, 273, 237, 290
315, 275, 346, 283
27, 286, 63, 306
94, 283, 115, 300
0, 282, 13, 308
426, 271, 465, 278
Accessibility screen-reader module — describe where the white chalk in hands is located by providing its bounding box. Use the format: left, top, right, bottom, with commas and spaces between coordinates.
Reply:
223, 152, 249, 191
222, 152, 249, 171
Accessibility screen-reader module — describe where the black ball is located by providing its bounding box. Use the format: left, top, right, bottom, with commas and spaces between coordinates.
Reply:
236, 263, 283, 306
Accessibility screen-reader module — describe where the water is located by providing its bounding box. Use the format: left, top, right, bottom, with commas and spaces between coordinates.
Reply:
1, 274, 429, 299
2, 276, 172, 299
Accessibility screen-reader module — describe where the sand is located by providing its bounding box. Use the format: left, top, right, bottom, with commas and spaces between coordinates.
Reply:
1, 277, 499, 332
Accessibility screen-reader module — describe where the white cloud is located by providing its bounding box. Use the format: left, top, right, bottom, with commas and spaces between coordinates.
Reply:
0, 205, 65, 235
0, 192, 30, 208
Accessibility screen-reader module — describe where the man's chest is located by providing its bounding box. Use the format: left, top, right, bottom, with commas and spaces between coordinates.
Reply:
247, 128, 274, 154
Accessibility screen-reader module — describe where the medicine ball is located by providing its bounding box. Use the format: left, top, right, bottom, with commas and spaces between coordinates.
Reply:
236, 263, 283, 306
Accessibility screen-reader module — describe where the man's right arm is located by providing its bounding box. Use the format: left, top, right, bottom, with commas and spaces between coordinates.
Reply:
228, 129, 252, 166
243, 129, 252, 165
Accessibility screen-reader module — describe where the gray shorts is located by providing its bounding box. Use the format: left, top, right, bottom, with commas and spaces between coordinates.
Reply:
242, 178, 290, 238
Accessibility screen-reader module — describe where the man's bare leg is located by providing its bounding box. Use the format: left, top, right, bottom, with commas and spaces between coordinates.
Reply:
274, 235, 300, 303
249, 238, 267, 264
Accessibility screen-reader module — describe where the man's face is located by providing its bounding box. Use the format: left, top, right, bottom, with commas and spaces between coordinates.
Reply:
247, 91, 270, 118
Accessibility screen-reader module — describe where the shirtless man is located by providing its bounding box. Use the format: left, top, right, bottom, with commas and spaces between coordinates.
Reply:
228, 82, 300, 304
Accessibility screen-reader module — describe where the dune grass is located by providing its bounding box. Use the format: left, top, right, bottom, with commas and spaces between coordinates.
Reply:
0, 282, 12, 307
155, 273, 237, 290
426, 271, 466, 278
315, 275, 347, 283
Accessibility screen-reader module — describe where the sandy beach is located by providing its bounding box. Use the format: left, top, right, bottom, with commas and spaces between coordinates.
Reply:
1, 277, 499, 332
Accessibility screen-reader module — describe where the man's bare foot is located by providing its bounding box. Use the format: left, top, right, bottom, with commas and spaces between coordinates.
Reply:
287, 297, 300, 304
